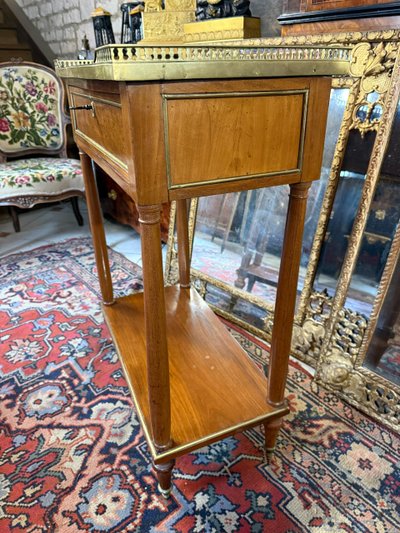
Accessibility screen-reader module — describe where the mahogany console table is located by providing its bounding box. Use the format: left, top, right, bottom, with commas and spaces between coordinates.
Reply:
56, 44, 350, 496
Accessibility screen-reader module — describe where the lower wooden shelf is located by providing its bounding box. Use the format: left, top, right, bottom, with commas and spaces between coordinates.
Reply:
103, 286, 289, 463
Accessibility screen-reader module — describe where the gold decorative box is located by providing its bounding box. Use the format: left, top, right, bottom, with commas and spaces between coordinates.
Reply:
141, 0, 196, 43
184, 16, 260, 43
142, 11, 196, 43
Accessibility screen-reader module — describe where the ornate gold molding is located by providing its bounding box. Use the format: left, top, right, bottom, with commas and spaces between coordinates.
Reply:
357, 220, 400, 368
292, 289, 333, 364
164, 30, 400, 430
314, 47, 400, 430
349, 42, 398, 136
217, 29, 400, 47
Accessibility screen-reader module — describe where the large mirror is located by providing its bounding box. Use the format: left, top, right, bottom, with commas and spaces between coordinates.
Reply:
177, 86, 349, 333
315, 88, 400, 426
364, 253, 400, 385
165, 32, 400, 430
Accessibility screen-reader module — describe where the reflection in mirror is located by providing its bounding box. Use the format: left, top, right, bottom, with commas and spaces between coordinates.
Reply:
344, 96, 400, 318
364, 252, 400, 386
191, 88, 349, 325
314, 128, 377, 310
355, 91, 384, 125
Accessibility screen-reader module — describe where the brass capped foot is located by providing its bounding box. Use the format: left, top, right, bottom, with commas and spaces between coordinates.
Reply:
158, 484, 172, 499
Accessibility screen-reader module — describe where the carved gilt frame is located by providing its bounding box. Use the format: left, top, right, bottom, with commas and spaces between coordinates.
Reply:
165, 30, 400, 430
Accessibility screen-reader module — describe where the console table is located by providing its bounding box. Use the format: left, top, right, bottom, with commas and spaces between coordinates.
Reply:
56, 43, 350, 496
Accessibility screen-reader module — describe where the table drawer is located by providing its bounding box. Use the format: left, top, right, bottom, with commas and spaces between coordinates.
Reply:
69, 88, 129, 179
163, 89, 307, 190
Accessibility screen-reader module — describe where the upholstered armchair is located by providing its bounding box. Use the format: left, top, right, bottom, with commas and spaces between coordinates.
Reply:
0, 62, 85, 231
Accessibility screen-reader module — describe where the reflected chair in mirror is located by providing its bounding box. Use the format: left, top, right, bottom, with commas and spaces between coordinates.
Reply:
0, 62, 85, 232
234, 187, 284, 292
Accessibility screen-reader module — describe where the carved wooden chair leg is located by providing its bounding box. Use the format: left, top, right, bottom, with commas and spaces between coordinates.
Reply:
228, 294, 238, 312
8, 206, 20, 232
70, 196, 84, 226
154, 459, 175, 498
263, 418, 282, 454
247, 275, 256, 292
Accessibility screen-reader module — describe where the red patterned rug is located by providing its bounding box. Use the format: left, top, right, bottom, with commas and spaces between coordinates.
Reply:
378, 346, 400, 383
0, 238, 399, 532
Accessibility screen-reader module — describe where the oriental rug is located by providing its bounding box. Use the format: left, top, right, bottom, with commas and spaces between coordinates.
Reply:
0, 238, 398, 532
378, 346, 400, 384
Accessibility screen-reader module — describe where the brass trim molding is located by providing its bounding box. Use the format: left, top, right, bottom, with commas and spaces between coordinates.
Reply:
55, 43, 351, 81
75, 131, 129, 173
168, 170, 301, 191
69, 86, 127, 172
70, 91, 122, 108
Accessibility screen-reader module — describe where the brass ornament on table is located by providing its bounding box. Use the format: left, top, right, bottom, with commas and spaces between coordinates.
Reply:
196, 0, 252, 20
141, 0, 196, 44
91, 7, 116, 48
184, 0, 259, 42
120, 2, 145, 44
77, 35, 92, 60
183, 16, 260, 43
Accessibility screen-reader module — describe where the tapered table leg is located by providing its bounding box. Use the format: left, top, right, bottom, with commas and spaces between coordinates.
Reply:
176, 199, 191, 288
138, 204, 173, 492
265, 182, 311, 452
79, 152, 113, 305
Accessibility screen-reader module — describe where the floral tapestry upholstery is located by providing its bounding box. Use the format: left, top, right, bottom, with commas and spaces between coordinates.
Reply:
0, 65, 64, 154
0, 158, 84, 198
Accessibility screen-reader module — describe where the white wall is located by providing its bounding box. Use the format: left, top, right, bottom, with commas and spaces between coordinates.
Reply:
15, 0, 123, 58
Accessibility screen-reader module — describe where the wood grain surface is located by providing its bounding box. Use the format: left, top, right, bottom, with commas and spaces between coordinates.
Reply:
165, 92, 304, 187
103, 286, 288, 461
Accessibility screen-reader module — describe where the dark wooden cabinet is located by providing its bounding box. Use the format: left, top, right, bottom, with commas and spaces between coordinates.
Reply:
95, 165, 170, 242
279, 0, 400, 35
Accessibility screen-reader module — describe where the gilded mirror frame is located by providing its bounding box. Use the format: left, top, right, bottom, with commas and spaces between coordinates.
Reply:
165, 30, 400, 430
314, 48, 400, 431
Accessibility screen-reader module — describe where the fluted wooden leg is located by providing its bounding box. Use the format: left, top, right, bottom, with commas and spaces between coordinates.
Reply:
79, 152, 113, 305
138, 204, 172, 461
265, 182, 311, 451
176, 199, 190, 288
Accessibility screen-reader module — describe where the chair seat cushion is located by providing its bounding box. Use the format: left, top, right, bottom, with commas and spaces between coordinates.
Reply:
0, 157, 84, 198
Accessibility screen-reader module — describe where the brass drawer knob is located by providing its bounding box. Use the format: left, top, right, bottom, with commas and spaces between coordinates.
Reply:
108, 189, 117, 201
